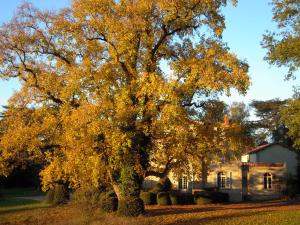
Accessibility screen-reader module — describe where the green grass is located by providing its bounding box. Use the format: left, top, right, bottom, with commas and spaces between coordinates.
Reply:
204, 210, 300, 225
0, 187, 45, 198
0, 198, 49, 214
0, 187, 48, 214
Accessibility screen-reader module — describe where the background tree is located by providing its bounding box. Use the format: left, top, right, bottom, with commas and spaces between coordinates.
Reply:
0, 0, 250, 215
200, 100, 228, 123
261, 0, 300, 149
229, 102, 249, 124
262, 0, 300, 79
280, 89, 300, 149
250, 99, 293, 146
228, 101, 254, 148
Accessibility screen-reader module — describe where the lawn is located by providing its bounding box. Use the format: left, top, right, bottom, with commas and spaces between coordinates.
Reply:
0, 187, 48, 214
0, 200, 300, 225
0, 187, 45, 198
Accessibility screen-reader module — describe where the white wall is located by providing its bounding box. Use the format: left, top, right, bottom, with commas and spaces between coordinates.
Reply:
250, 144, 298, 177
206, 161, 243, 202
241, 154, 249, 162
249, 154, 257, 162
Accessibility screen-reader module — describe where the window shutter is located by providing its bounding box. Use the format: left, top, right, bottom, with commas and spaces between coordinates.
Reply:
226, 172, 232, 189
178, 178, 182, 190
215, 173, 218, 187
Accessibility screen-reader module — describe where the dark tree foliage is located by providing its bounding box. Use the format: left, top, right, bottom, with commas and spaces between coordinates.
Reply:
250, 99, 292, 146
262, 0, 300, 78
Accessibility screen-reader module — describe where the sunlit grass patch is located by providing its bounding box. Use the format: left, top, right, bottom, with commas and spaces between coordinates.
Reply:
0, 188, 48, 214
203, 210, 300, 225
0, 198, 49, 214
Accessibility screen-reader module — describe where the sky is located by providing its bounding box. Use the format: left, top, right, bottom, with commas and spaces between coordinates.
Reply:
0, 0, 299, 109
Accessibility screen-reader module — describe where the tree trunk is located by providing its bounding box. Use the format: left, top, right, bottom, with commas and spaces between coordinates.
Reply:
112, 184, 124, 201
111, 165, 144, 216
201, 158, 208, 188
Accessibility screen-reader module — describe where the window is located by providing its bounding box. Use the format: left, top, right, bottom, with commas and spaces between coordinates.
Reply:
264, 173, 272, 189
217, 172, 226, 189
182, 176, 188, 190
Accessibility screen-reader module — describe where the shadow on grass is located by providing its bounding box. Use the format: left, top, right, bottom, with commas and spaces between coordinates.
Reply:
145, 206, 224, 217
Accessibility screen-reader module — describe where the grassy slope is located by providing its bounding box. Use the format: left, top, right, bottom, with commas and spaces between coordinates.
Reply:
0, 201, 300, 225
0, 187, 45, 198
0, 188, 48, 214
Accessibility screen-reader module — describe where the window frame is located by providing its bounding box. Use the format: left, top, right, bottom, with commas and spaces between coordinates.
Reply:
182, 175, 188, 190
217, 172, 226, 189
264, 172, 272, 189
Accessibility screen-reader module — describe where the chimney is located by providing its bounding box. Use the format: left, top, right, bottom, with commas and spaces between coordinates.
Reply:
224, 115, 230, 126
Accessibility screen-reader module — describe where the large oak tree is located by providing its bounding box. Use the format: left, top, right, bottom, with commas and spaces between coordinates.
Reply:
0, 0, 250, 214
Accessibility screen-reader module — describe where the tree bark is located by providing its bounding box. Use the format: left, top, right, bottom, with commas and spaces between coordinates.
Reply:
201, 157, 208, 188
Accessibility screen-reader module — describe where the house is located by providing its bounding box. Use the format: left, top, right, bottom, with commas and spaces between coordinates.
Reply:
205, 161, 287, 202
143, 143, 298, 202
241, 143, 298, 177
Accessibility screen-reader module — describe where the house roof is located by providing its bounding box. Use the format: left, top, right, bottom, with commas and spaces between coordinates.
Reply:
245, 143, 278, 155
242, 162, 285, 167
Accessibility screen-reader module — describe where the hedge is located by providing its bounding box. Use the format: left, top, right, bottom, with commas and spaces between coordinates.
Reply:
195, 196, 212, 205
151, 178, 172, 193
194, 190, 229, 203
211, 192, 229, 203
100, 196, 118, 213
45, 189, 55, 204
71, 186, 102, 210
157, 192, 171, 205
99, 191, 118, 213
140, 191, 156, 205
169, 192, 179, 205
118, 198, 144, 217
177, 193, 195, 205
0, 192, 4, 201
45, 185, 69, 205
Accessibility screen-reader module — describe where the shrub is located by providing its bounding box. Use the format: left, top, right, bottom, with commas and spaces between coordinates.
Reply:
204, 187, 218, 192
101, 189, 117, 198
0, 192, 4, 201
178, 193, 195, 205
100, 196, 118, 213
45, 185, 69, 205
157, 192, 171, 205
160, 177, 172, 192
151, 183, 163, 194
99, 190, 118, 213
151, 177, 172, 193
169, 192, 179, 205
194, 190, 210, 198
195, 196, 212, 205
118, 198, 144, 217
284, 178, 299, 199
140, 191, 156, 205
53, 185, 69, 205
194, 190, 229, 203
71, 186, 102, 210
45, 189, 55, 204
211, 192, 229, 203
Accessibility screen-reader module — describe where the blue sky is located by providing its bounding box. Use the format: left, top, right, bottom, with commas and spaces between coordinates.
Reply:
0, 0, 298, 108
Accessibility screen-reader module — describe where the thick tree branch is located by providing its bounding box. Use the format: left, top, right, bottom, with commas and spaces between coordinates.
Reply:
182, 101, 206, 108
145, 157, 180, 178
